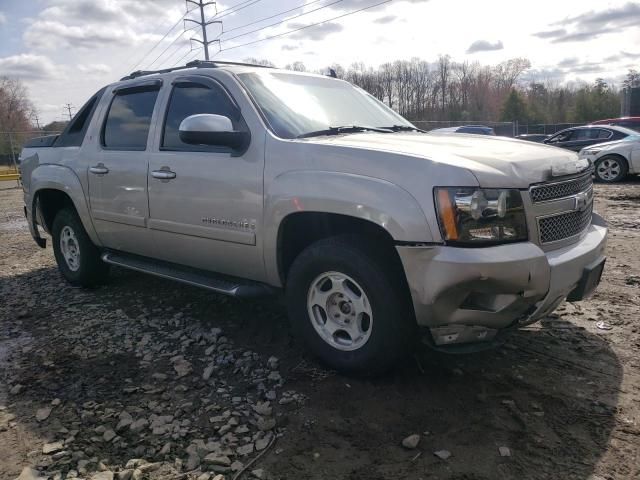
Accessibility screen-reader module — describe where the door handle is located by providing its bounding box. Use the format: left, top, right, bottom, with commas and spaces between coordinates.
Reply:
89, 164, 109, 175
151, 169, 177, 180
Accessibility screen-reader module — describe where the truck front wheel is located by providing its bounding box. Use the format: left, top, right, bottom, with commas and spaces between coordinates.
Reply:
285, 236, 415, 374
52, 208, 109, 287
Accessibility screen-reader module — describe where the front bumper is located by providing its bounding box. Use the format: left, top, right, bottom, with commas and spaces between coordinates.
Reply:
397, 213, 607, 347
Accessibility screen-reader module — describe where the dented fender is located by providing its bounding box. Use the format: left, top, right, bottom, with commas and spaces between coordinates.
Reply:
263, 170, 434, 286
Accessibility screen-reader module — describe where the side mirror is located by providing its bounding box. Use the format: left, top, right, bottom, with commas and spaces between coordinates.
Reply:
179, 114, 249, 150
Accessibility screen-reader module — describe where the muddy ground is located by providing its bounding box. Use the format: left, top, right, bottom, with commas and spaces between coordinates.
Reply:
0, 181, 639, 480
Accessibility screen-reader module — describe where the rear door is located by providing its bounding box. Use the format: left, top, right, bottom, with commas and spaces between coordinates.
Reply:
88, 80, 161, 256
146, 74, 264, 280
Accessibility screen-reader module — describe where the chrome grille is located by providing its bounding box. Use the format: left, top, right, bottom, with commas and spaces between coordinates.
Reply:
538, 203, 593, 244
530, 173, 593, 203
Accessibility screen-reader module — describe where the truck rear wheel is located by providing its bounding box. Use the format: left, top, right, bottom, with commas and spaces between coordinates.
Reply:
52, 208, 109, 287
285, 235, 415, 374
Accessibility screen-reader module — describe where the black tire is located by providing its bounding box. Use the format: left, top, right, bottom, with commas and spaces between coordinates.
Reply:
285, 235, 416, 375
594, 155, 629, 183
52, 208, 109, 287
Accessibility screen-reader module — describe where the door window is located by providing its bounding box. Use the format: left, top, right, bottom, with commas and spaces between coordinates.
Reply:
549, 131, 574, 143
162, 82, 241, 150
56, 87, 106, 147
102, 89, 159, 150
597, 129, 612, 139
573, 129, 593, 141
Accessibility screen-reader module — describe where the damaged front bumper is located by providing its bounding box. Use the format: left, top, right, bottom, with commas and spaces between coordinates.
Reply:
397, 213, 607, 349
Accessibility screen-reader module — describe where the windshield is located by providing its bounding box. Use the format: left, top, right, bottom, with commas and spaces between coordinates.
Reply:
237, 71, 413, 139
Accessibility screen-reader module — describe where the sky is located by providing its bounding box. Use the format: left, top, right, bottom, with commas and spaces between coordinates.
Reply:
0, 0, 639, 124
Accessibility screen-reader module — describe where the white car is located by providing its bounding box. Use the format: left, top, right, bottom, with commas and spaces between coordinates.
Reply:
579, 133, 640, 182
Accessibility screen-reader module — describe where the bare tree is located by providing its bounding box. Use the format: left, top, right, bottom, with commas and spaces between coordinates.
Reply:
437, 55, 451, 118
0, 77, 34, 165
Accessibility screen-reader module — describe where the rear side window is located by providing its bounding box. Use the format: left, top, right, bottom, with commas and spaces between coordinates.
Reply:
162, 82, 239, 150
597, 129, 612, 139
55, 88, 105, 147
103, 89, 159, 150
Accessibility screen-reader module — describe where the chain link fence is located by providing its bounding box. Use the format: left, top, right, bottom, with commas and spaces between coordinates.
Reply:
515, 122, 585, 136
412, 120, 589, 137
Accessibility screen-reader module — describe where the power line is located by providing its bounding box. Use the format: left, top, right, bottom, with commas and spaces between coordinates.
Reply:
127, 8, 193, 73
172, 47, 198, 67
221, 0, 344, 42
183, 0, 262, 34
215, 0, 256, 17
185, 0, 220, 61
145, 30, 192, 70
213, 0, 262, 20
219, 0, 391, 53
222, 0, 326, 34
147, 1, 223, 70
63, 103, 74, 121
162, 0, 261, 70
156, 41, 198, 69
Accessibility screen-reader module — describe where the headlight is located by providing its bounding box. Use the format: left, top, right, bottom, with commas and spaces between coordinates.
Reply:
435, 188, 528, 245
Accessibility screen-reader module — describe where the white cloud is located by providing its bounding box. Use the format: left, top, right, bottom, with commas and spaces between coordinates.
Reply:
0, 54, 59, 80
24, 20, 155, 50
77, 63, 112, 75
0, 12, 7, 26
467, 40, 504, 54
2, 0, 638, 123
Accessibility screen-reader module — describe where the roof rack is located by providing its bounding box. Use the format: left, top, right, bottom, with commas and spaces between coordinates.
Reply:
120, 59, 273, 81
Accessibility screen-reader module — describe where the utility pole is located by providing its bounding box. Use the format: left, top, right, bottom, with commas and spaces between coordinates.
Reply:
33, 113, 41, 130
63, 103, 74, 121
185, 0, 221, 60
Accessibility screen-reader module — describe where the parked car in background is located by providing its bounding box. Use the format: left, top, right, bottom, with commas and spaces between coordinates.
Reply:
430, 125, 496, 135
516, 134, 550, 143
579, 133, 640, 182
543, 125, 636, 152
590, 117, 640, 132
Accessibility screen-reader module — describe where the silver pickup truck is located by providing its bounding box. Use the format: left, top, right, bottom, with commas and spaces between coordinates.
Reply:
20, 60, 607, 373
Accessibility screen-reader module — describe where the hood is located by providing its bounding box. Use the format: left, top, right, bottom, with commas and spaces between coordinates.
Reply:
299, 131, 583, 188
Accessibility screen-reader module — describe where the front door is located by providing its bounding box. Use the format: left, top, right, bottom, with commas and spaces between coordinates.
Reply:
147, 75, 264, 280
88, 82, 160, 256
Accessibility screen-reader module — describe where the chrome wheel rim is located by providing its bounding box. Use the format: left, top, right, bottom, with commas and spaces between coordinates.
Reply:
307, 271, 373, 351
60, 225, 81, 272
597, 158, 621, 181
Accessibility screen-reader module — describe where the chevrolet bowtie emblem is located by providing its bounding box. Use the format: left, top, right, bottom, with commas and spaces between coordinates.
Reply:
574, 191, 589, 211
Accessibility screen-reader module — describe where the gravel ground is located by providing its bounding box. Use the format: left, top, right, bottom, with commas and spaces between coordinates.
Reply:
1, 181, 639, 480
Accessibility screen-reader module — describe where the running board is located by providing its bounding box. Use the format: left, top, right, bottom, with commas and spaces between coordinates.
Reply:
101, 251, 274, 298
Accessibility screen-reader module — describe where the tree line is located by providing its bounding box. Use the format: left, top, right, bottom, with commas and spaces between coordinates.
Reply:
275, 57, 635, 125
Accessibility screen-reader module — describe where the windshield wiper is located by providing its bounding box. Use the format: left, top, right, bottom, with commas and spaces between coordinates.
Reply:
296, 125, 393, 139
380, 125, 426, 133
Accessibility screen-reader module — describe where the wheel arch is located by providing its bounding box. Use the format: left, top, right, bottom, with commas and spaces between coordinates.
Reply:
264, 170, 433, 286
30, 165, 101, 245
